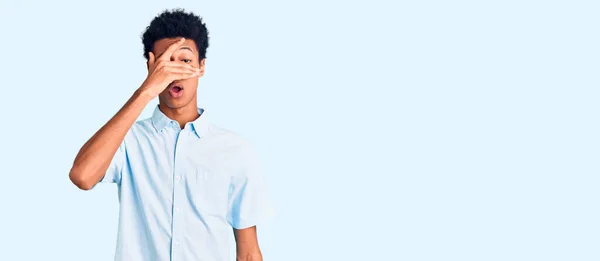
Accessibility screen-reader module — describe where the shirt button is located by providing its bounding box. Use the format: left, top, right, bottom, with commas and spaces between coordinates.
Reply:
175, 208, 180, 212
176, 175, 181, 181
175, 241, 180, 246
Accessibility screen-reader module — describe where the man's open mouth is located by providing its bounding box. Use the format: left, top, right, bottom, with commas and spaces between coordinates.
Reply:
168, 83, 184, 97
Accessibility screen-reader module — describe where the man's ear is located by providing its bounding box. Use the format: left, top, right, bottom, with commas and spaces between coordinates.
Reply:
146, 51, 155, 71
198, 58, 206, 77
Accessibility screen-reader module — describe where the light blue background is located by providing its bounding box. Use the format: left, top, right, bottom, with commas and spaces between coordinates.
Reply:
0, 0, 598, 260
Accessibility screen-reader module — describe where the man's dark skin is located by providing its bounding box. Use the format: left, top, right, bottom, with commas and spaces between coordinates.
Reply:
69, 37, 263, 261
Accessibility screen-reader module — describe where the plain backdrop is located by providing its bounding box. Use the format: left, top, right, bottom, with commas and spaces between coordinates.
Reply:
0, 0, 598, 260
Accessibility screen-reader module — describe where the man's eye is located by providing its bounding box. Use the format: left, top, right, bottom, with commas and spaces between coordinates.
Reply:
182, 59, 192, 63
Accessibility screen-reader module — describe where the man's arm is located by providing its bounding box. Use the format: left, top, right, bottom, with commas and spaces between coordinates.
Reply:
69, 38, 199, 190
227, 143, 276, 260
68, 90, 152, 190
234, 226, 263, 261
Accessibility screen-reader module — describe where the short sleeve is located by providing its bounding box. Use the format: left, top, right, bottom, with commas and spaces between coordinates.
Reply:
227, 145, 276, 229
97, 139, 127, 185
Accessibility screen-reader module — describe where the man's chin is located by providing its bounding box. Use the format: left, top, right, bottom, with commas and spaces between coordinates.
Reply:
159, 96, 192, 109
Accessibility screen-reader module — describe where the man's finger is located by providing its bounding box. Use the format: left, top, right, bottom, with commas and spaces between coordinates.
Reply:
172, 71, 200, 80
165, 66, 199, 75
158, 38, 186, 61
164, 62, 198, 72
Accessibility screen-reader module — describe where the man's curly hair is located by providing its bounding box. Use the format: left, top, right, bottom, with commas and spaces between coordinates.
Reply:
142, 8, 210, 60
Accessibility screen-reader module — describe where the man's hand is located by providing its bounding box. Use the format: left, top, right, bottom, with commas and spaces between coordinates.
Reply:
139, 37, 200, 98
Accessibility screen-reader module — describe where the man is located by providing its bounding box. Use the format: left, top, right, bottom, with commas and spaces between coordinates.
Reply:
69, 9, 275, 261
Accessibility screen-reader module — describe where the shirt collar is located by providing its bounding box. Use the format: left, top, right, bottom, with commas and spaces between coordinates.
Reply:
151, 105, 210, 138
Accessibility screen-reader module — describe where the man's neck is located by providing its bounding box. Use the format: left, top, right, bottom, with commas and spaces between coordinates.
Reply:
158, 102, 200, 129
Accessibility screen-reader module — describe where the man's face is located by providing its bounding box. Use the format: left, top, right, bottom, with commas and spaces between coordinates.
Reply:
152, 38, 205, 109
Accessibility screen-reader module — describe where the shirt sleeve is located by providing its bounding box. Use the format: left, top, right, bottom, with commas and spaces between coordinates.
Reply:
96, 139, 127, 185
227, 144, 276, 229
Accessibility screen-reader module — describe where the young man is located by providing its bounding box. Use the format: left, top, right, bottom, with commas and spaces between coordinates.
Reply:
69, 9, 275, 261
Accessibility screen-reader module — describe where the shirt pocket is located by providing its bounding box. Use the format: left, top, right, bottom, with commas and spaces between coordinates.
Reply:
194, 168, 230, 217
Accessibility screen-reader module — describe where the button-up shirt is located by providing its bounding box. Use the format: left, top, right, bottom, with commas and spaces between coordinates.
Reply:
94, 106, 275, 261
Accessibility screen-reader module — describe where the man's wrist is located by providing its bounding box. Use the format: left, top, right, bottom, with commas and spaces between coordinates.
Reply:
134, 86, 157, 103
236, 252, 263, 261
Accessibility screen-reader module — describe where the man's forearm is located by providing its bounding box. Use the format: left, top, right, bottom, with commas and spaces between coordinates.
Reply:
234, 226, 263, 261
69, 88, 153, 190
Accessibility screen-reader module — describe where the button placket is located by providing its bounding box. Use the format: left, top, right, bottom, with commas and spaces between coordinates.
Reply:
171, 128, 186, 258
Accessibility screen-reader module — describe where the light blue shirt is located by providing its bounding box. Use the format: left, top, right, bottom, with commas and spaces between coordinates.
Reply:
94, 106, 275, 261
